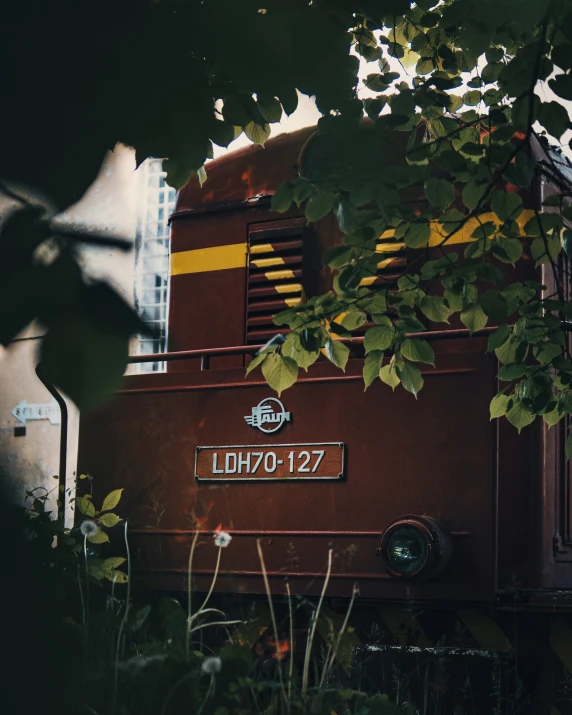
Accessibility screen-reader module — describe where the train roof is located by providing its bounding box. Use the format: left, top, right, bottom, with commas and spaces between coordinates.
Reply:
173, 123, 572, 217
174, 126, 315, 215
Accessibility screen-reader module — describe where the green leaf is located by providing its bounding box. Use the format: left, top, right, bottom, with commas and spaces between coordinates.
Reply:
40, 311, 130, 412
364, 73, 389, 92
538, 101, 570, 139
493, 237, 523, 264
323, 338, 350, 370
102, 489, 123, 513
419, 295, 450, 323
506, 400, 535, 433
404, 220, 431, 248
107, 570, 128, 584
305, 191, 335, 222
424, 178, 455, 209
534, 341, 562, 364
552, 44, 572, 72
480, 290, 508, 320
262, 353, 299, 395
391, 89, 415, 116
341, 310, 367, 330
400, 338, 435, 365
271, 182, 293, 213
379, 362, 401, 390
549, 74, 572, 101
104, 557, 126, 570
482, 62, 503, 83
487, 324, 511, 351
281, 332, 319, 371
98, 512, 122, 528
222, 93, 253, 127
246, 351, 268, 375
511, 94, 540, 131
531, 235, 562, 265
566, 432, 572, 461
76, 497, 96, 518
363, 318, 395, 353
558, 391, 572, 413
460, 303, 488, 334
196, 165, 207, 187
257, 97, 282, 123
363, 350, 384, 389
544, 408, 563, 427
498, 363, 527, 381
324, 245, 352, 268
244, 121, 270, 146
495, 337, 520, 364
490, 190, 523, 222
490, 393, 510, 419
396, 361, 424, 397
210, 119, 238, 148
292, 179, 314, 206
462, 180, 485, 210
278, 87, 298, 116
508, 151, 534, 188
87, 560, 106, 580
463, 90, 481, 106
87, 529, 110, 544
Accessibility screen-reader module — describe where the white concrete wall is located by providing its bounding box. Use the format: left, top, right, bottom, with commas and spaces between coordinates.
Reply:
0, 144, 140, 519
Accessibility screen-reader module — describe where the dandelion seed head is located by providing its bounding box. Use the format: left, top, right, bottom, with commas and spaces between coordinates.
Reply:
80, 520, 98, 537
214, 531, 232, 548
201, 656, 222, 675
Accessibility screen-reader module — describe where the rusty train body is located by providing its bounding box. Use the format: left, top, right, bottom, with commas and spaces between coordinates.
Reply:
78, 127, 572, 711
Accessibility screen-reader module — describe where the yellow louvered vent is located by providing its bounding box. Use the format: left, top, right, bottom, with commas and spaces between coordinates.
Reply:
341, 230, 407, 337
247, 220, 306, 344
359, 229, 406, 290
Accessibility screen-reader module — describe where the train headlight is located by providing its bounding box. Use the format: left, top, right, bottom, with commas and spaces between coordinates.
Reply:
380, 516, 452, 580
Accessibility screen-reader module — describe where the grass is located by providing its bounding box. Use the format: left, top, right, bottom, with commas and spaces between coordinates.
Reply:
3, 482, 558, 715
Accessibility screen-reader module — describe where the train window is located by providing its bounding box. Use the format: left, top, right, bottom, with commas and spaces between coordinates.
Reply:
246, 218, 307, 344
132, 159, 177, 371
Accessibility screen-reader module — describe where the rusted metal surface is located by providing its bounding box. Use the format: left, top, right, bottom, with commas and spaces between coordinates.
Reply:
79, 342, 500, 600
175, 127, 315, 213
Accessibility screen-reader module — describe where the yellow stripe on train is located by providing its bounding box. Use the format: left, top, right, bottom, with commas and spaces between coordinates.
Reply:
171, 211, 536, 276
375, 209, 535, 248
171, 242, 247, 275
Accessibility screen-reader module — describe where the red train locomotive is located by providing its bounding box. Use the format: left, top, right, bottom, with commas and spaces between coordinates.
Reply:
78, 126, 572, 602
77, 126, 572, 710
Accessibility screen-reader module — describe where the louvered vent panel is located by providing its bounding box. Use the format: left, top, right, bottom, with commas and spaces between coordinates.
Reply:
247, 223, 305, 344
359, 230, 406, 290
347, 231, 407, 337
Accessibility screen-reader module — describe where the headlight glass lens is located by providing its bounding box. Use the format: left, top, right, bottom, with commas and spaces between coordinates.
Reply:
386, 526, 428, 575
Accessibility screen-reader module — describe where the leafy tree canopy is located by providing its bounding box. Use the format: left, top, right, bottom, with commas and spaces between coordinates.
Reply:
4, 0, 572, 445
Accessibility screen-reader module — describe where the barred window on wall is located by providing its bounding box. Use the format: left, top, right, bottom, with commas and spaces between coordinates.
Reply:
133, 159, 176, 372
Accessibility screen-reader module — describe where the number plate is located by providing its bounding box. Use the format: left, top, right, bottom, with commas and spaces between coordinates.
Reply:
195, 443, 344, 482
